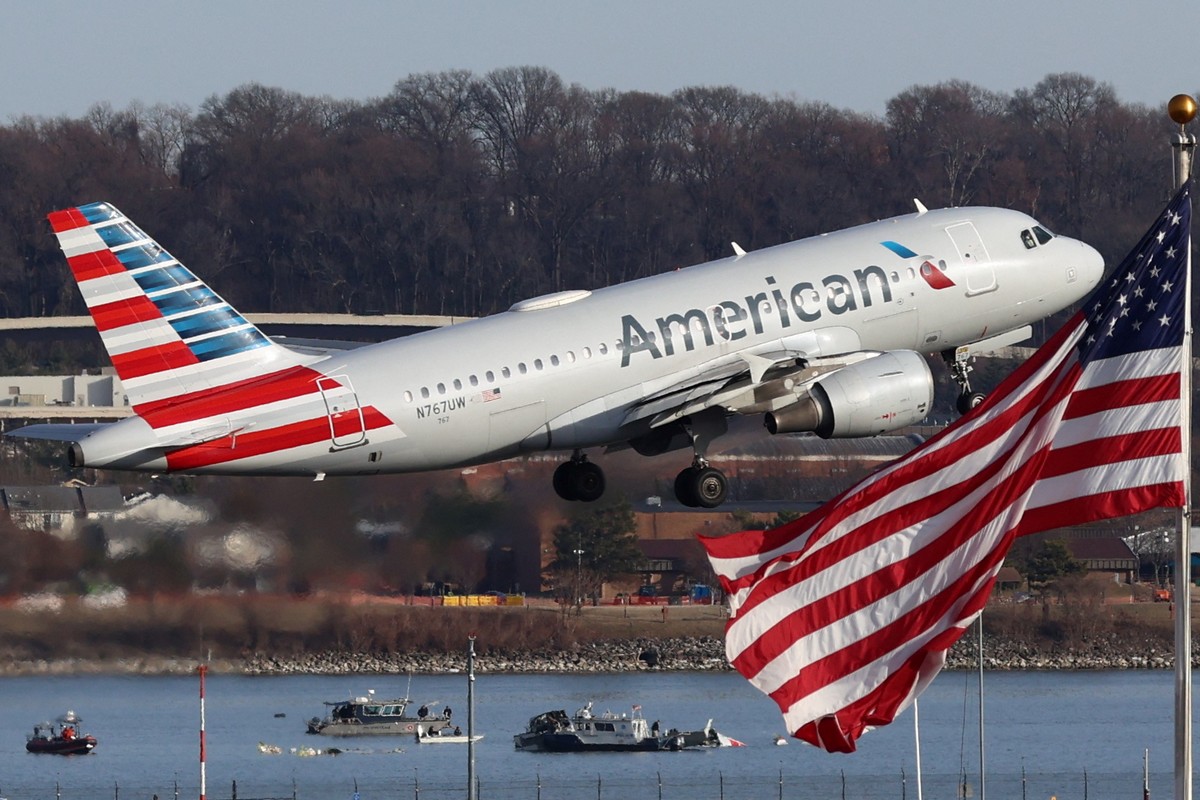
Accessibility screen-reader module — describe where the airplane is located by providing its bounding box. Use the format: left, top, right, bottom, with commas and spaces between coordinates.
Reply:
7, 200, 1104, 508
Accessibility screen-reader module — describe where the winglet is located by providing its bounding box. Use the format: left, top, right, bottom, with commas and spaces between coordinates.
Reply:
913, 199, 928, 215
731, 242, 746, 257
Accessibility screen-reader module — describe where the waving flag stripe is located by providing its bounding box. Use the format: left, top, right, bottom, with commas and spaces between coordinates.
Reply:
703, 180, 1191, 753
705, 324, 1083, 581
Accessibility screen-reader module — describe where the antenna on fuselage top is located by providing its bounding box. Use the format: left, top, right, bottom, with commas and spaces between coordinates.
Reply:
913, 199, 928, 215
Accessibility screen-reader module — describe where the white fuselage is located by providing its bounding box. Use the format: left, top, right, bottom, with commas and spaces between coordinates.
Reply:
56, 206, 1104, 477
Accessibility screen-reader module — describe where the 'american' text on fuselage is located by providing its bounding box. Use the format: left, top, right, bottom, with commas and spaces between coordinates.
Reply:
620, 267, 896, 366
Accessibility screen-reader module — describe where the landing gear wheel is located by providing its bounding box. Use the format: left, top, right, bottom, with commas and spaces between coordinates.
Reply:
692, 467, 728, 508
569, 461, 606, 502
956, 391, 987, 415
674, 467, 700, 508
553, 462, 577, 501
674, 465, 728, 508
553, 458, 606, 502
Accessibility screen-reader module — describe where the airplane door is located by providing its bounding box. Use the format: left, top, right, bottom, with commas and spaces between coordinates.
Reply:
317, 376, 367, 448
945, 222, 996, 295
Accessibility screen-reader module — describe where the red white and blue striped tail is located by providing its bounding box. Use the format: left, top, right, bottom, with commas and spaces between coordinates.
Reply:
47, 202, 311, 409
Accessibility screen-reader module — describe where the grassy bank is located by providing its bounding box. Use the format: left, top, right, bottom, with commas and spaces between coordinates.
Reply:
0, 594, 1180, 671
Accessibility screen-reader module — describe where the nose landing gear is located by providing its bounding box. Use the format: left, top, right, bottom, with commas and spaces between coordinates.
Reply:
945, 347, 987, 416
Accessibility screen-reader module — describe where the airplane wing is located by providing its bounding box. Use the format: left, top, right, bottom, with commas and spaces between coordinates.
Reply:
619, 344, 939, 448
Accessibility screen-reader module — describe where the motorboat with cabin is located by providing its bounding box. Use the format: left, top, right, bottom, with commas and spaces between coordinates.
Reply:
513, 702, 731, 752
306, 689, 453, 737
26, 711, 97, 755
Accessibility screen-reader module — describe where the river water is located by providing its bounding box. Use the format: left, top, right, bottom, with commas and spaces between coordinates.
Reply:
0, 670, 1185, 800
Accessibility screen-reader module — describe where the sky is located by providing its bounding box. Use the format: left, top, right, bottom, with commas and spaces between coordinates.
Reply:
2, 0, 1199, 122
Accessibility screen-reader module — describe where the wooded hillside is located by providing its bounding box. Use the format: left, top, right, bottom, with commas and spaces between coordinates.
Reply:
0, 69, 1178, 324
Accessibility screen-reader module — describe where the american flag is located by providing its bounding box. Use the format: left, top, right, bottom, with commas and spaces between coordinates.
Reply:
701, 180, 1191, 753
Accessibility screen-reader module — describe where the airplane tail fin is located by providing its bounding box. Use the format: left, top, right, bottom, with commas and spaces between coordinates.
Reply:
47, 202, 310, 410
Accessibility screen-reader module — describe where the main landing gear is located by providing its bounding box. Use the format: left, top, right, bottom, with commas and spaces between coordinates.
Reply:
672, 409, 729, 509
945, 348, 987, 415
553, 451, 606, 502
674, 460, 728, 508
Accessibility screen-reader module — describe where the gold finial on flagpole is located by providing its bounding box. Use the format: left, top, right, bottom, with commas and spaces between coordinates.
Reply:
1169, 95, 1196, 190
1169, 94, 1197, 126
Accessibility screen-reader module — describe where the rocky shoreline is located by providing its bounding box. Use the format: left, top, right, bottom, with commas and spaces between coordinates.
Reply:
0, 634, 1187, 676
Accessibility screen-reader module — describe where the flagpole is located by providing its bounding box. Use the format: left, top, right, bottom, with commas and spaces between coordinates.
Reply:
1168, 93, 1197, 800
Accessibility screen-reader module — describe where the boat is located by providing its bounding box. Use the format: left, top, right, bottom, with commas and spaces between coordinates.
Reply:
26, 711, 97, 755
306, 690, 453, 737
416, 726, 484, 744
513, 702, 729, 752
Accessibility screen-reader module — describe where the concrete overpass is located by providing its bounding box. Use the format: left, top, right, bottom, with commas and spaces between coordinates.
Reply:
0, 313, 467, 330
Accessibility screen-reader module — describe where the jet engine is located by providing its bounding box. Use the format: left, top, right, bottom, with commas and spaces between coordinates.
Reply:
764, 350, 933, 438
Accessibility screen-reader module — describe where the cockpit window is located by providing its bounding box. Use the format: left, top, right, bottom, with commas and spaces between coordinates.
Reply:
1020, 226, 1056, 249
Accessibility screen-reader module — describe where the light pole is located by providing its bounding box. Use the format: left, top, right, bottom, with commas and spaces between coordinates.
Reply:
573, 538, 585, 610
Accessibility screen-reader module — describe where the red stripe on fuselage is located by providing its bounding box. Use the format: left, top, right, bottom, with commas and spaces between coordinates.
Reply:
91, 295, 162, 332
136, 366, 330, 427
164, 407, 392, 471
111, 341, 200, 380
66, 250, 127, 282
47, 208, 90, 233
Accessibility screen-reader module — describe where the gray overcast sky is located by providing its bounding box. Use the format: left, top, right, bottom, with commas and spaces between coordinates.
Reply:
3, 0, 1198, 121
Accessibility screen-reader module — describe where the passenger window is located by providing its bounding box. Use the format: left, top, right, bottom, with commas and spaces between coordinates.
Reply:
1021, 229, 1036, 249
566, 352, 575, 363
518, 363, 527, 375
551, 355, 560, 366
453, 379, 462, 391
436, 382, 446, 395
486, 370, 495, 382
534, 359, 543, 370
502, 367, 511, 378
582, 347, 591, 358
404, 391, 413, 403
469, 375, 478, 387
421, 387, 430, 399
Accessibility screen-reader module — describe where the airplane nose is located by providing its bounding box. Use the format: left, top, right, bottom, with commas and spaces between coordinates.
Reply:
1073, 239, 1105, 292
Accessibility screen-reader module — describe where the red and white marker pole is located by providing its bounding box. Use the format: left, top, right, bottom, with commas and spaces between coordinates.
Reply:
198, 664, 208, 800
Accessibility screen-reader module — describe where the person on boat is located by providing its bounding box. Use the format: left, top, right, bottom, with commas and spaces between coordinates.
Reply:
417, 705, 428, 719
62, 726, 75, 740
443, 705, 452, 719
454, 726, 462, 736
651, 720, 660, 736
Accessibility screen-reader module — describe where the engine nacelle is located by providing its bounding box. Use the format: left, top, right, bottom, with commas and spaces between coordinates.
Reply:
765, 350, 933, 438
